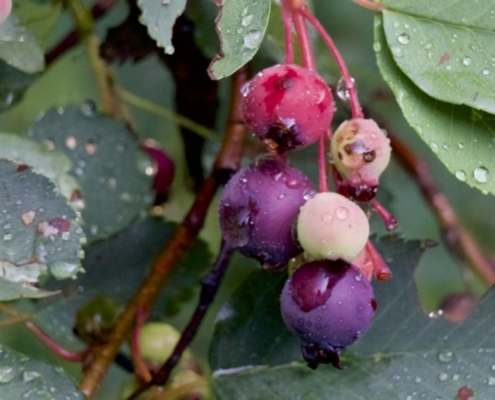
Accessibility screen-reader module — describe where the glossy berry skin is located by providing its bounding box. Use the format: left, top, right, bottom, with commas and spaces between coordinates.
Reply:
280, 260, 376, 369
296, 192, 369, 263
219, 157, 314, 268
242, 64, 334, 153
331, 119, 391, 201
141, 139, 175, 204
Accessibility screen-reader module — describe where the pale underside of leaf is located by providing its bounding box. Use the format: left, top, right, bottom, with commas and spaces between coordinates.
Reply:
375, 15, 495, 196
208, 0, 271, 80
137, 0, 187, 54
383, 10, 495, 114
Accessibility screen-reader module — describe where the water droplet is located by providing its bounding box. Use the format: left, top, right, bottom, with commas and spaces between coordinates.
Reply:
90, 225, 98, 235
303, 189, 316, 201
429, 310, 444, 319
430, 142, 439, 153
483, 68, 490, 76
452, 374, 460, 381
0, 366, 17, 383
438, 349, 454, 363
244, 31, 262, 50
335, 207, 348, 220
3, 223, 10, 230
455, 170, 466, 181
438, 372, 448, 382
373, 42, 382, 52
393, 21, 400, 28
65, 136, 77, 150
242, 14, 253, 26
473, 167, 488, 183
80, 101, 96, 117
23, 371, 41, 382
43, 139, 55, 151
336, 77, 355, 102
3, 233, 12, 242
415, 377, 422, 383
241, 82, 251, 97
463, 56, 472, 66
488, 377, 495, 386
397, 33, 410, 44
391, 46, 403, 58
442, 143, 449, 150
277, 193, 286, 200
458, 142, 464, 149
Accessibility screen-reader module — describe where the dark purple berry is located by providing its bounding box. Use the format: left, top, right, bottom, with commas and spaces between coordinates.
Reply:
219, 156, 314, 268
141, 139, 175, 204
280, 260, 375, 369
242, 64, 334, 153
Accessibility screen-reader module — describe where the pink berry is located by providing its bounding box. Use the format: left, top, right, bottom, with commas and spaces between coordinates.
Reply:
0, 0, 11, 25
296, 192, 369, 263
242, 64, 334, 153
331, 119, 391, 201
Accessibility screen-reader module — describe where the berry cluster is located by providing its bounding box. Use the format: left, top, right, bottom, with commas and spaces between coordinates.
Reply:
218, 0, 394, 369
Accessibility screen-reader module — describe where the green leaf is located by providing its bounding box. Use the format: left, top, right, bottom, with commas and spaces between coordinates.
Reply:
0, 14, 44, 74
0, 345, 83, 399
27, 104, 154, 243
382, 9, 495, 114
0, 159, 85, 301
0, 61, 38, 113
374, 16, 495, 195
0, 133, 80, 204
33, 217, 211, 346
211, 232, 495, 398
208, 0, 271, 80
137, 0, 187, 54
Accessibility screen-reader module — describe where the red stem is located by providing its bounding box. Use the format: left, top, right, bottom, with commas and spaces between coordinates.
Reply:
281, 0, 294, 64
300, 7, 363, 119
371, 199, 397, 231
318, 133, 329, 192
291, 9, 316, 70
25, 321, 87, 362
365, 240, 392, 281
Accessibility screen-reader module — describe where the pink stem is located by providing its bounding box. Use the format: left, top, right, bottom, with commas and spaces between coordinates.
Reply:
300, 7, 363, 119
25, 321, 87, 362
131, 308, 152, 382
292, 9, 316, 70
365, 241, 392, 281
371, 199, 398, 231
281, 0, 294, 64
350, 0, 383, 11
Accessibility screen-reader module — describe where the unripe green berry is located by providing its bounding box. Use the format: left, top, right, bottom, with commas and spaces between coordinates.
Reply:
331, 118, 391, 201
139, 322, 190, 365
296, 192, 369, 262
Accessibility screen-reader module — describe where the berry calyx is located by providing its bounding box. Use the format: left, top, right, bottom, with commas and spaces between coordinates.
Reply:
242, 64, 334, 153
280, 260, 375, 369
331, 118, 391, 201
219, 156, 314, 268
296, 191, 369, 262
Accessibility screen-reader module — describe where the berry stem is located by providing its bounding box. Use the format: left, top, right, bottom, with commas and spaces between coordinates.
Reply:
365, 240, 392, 281
130, 308, 152, 383
281, 0, 294, 64
350, 0, 383, 12
371, 199, 397, 231
78, 68, 248, 399
300, 7, 363, 119
318, 133, 329, 192
291, 8, 316, 70
129, 242, 235, 398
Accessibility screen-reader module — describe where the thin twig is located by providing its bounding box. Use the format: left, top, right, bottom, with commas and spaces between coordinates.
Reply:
78, 67, 248, 399
129, 241, 235, 398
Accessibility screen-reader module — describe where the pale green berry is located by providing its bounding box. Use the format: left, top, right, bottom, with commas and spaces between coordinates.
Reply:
139, 322, 191, 365
296, 192, 369, 262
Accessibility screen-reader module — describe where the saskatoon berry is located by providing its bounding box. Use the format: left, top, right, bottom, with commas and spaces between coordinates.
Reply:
242, 64, 334, 153
280, 260, 376, 369
219, 156, 314, 268
331, 118, 391, 201
0, 0, 11, 24
141, 139, 175, 204
296, 192, 369, 263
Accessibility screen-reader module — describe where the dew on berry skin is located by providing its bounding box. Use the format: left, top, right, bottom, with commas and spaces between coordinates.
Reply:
241, 83, 251, 97
473, 167, 488, 183
335, 207, 348, 220
303, 188, 316, 201
321, 213, 333, 224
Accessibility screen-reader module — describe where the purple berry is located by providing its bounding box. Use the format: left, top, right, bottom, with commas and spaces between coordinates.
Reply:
242, 64, 334, 153
280, 260, 375, 368
141, 139, 175, 204
219, 156, 314, 268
